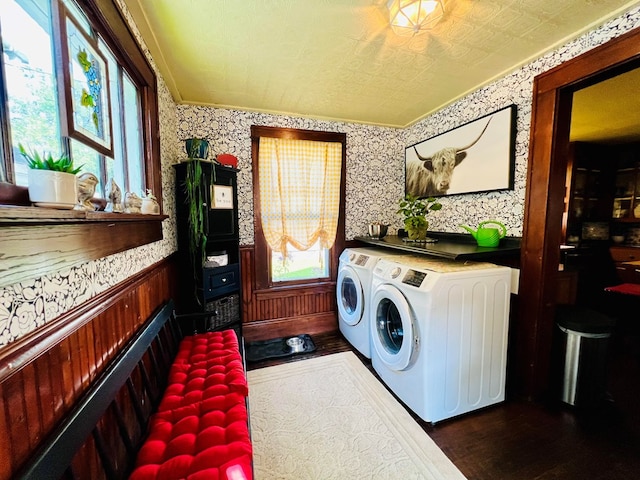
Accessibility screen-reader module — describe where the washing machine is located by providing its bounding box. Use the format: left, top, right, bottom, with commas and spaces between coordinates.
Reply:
369, 256, 512, 423
337, 248, 410, 358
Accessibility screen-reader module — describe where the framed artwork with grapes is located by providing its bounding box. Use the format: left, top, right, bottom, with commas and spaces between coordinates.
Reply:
58, 4, 113, 156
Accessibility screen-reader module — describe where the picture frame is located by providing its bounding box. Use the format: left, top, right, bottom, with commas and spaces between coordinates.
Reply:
211, 185, 234, 209
405, 105, 516, 198
57, 4, 113, 157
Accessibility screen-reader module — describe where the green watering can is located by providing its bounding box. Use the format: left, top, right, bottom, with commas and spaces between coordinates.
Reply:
459, 220, 507, 247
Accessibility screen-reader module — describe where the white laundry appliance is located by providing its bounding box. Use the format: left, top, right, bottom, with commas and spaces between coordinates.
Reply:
336, 248, 410, 358
369, 256, 512, 423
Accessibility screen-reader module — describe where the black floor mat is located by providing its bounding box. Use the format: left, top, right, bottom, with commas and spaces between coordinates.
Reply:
246, 334, 316, 362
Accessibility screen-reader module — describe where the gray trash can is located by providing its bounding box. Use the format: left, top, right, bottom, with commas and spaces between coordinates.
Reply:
556, 305, 616, 407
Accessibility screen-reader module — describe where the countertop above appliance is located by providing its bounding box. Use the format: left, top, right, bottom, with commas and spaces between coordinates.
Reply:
355, 232, 521, 261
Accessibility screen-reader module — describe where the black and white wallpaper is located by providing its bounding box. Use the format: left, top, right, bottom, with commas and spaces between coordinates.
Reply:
1, 2, 639, 347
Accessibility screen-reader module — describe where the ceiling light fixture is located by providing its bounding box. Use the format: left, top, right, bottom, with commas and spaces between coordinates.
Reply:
387, 0, 445, 37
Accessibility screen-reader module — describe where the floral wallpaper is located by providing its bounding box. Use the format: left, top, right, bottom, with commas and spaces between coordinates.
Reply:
1, 4, 639, 348
176, 108, 406, 244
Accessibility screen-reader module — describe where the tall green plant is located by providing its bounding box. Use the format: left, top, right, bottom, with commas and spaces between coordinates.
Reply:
184, 159, 208, 271
183, 159, 216, 305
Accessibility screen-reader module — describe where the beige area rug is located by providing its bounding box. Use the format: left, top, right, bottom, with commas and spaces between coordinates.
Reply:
247, 352, 466, 480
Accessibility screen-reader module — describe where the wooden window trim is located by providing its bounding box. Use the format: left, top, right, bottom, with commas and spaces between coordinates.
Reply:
0, 0, 163, 287
0, 0, 161, 206
251, 125, 346, 291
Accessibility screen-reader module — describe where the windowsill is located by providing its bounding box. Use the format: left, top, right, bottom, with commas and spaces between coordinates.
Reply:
254, 280, 336, 300
0, 204, 167, 287
0, 204, 168, 223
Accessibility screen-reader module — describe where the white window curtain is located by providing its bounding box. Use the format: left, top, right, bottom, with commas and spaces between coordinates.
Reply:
258, 137, 342, 257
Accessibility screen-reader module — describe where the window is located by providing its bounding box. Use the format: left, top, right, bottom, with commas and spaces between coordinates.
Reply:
251, 126, 346, 290
0, 0, 159, 205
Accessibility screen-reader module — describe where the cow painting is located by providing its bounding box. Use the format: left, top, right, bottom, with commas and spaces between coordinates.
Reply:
406, 118, 492, 198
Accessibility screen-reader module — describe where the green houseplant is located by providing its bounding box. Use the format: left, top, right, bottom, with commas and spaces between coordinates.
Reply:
397, 193, 442, 241
19, 143, 83, 209
184, 159, 208, 270
181, 140, 215, 305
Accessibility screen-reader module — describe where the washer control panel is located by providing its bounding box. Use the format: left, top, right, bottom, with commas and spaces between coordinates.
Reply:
354, 254, 370, 266
403, 269, 427, 287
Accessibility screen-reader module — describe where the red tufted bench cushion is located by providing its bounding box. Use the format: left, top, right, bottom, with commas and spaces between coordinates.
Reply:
129, 329, 252, 480
173, 330, 242, 365
158, 356, 249, 412
129, 395, 252, 480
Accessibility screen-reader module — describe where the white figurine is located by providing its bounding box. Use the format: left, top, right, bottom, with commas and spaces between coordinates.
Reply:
124, 191, 142, 213
141, 189, 160, 215
106, 178, 123, 213
75, 172, 99, 211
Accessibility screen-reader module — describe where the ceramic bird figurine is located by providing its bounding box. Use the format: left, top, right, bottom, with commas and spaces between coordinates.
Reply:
75, 172, 99, 211
106, 178, 123, 213
124, 191, 142, 213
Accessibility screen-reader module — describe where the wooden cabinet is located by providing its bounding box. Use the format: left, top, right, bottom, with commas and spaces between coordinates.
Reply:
612, 146, 640, 220
563, 142, 640, 244
563, 142, 613, 242
174, 160, 241, 331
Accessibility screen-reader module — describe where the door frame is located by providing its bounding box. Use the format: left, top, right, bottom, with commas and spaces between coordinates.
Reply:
518, 26, 640, 399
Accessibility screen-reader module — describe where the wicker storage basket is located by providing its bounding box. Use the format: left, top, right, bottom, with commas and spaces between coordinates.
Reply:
204, 293, 240, 330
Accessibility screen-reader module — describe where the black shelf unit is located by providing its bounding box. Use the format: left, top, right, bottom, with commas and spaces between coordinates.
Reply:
174, 160, 241, 334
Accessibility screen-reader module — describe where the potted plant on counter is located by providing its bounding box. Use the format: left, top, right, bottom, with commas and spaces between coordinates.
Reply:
397, 193, 442, 242
19, 143, 83, 209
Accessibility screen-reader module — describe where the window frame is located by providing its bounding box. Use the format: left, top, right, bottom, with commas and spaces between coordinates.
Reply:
0, 0, 164, 286
251, 125, 346, 291
0, 0, 161, 209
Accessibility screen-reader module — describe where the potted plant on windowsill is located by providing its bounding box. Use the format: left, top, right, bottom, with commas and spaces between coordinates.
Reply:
397, 193, 442, 242
19, 143, 82, 209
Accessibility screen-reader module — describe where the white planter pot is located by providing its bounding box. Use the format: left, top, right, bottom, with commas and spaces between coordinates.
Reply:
28, 169, 78, 209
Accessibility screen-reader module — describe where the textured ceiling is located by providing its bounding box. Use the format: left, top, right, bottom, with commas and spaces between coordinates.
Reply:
123, 0, 640, 130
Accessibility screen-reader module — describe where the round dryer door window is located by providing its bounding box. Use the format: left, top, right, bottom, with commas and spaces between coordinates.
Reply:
371, 284, 415, 371
337, 266, 364, 326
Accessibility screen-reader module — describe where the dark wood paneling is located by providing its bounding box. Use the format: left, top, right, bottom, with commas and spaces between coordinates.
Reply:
0, 385, 10, 479
0, 256, 177, 480
240, 245, 338, 341
521, 26, 640, 399
244, 312, 337, 342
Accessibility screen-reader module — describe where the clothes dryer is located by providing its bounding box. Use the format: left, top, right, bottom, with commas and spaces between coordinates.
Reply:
369, 256, 512, 423
336, 248, 408, 358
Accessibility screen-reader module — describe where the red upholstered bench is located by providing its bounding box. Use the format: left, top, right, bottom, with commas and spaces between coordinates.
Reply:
130, 330, 253, 480
16, 301, 253, 479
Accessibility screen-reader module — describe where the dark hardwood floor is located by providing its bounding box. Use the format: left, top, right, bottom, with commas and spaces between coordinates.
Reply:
246, 331, 640, 479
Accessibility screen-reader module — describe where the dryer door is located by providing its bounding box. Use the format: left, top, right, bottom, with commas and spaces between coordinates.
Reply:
371, 283, 415, 371
337, 265, 364, 326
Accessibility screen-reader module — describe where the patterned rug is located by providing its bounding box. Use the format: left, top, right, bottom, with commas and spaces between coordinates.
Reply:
247, 352, 466, 479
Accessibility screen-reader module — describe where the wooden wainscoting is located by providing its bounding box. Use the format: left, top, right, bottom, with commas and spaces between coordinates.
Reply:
0, 256, 177, 480
240, 246, 339, 342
